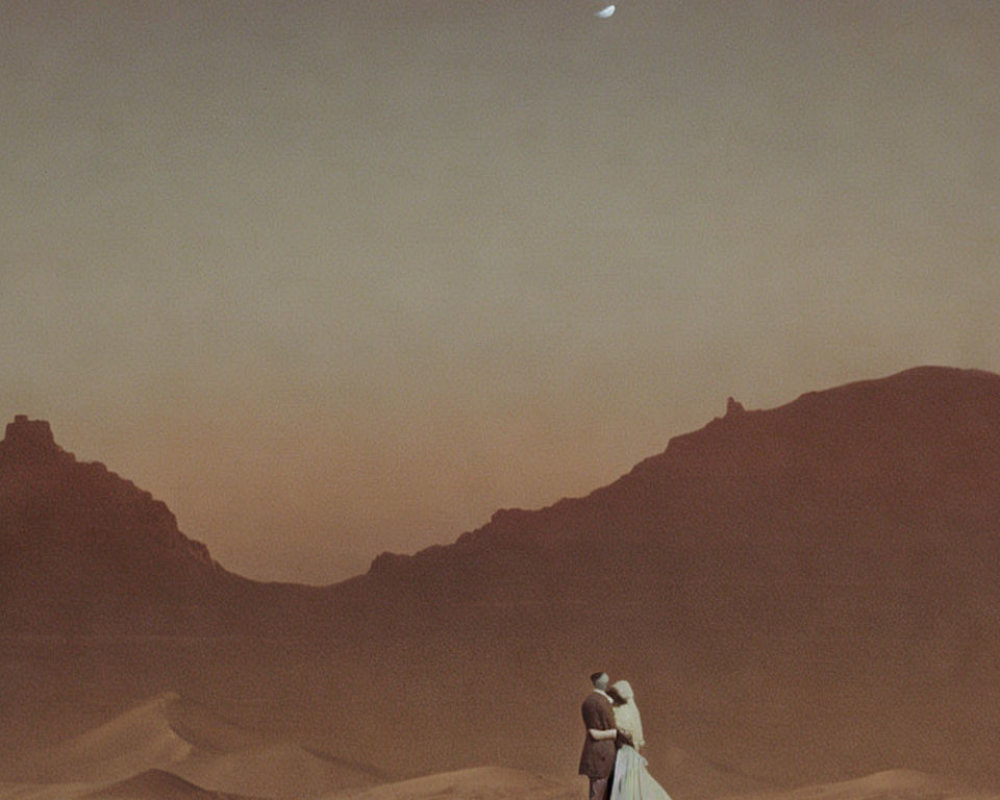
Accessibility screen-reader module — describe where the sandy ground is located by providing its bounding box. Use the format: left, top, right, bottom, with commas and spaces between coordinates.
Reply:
3, 766, 998, 800
1, 694, 997, 800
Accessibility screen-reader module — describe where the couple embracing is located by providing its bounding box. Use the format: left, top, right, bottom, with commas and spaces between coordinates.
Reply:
579, 671, 672, 800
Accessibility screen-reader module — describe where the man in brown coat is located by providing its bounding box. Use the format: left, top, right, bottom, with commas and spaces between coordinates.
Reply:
579, 671, 618, 800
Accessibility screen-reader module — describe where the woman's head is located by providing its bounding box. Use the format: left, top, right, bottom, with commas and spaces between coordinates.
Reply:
608, 679, 634, 704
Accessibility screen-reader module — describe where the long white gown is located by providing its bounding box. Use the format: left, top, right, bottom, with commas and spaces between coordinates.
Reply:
608, 681, 673, 800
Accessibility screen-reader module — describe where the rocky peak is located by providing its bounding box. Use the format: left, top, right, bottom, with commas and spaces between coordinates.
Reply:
725, 396, 745, 416
0, 415, 72, 464
0, 414, 218, 573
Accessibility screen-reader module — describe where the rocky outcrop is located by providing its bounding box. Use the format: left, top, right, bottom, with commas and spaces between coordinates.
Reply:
0, 416, 70, 462
0, 416, 239, 633
0, 415, 215, 567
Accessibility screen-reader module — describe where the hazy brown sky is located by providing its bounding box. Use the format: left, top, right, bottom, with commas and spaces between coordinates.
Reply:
2, 1, 997, 583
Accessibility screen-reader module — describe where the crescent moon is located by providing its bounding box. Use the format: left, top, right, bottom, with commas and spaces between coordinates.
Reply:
595, 5, 615, 18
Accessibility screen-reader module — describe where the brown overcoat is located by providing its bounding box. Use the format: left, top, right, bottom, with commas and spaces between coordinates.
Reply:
578, 691, 617, 778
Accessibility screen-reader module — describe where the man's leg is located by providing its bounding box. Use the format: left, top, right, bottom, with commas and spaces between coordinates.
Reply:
589, 776, 609, 800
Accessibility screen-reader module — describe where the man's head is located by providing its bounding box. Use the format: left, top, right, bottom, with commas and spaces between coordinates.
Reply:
590, 671, 609, 691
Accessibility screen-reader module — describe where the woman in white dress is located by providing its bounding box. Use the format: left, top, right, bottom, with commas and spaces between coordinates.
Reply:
608, 680, 673, 800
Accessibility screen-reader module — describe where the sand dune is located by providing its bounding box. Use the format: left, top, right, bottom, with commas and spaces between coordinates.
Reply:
174, 741, 380, 799
653, 746, 768, 799
723, 769, 999, 800
82, 768, 254, 799
3, 754, 997, 800
0, 782, 95, 800
325, 766, 581, 800
6, 692, 380, 799
0, 773, 255, 800
315, 766, 1000, 800
14, 693, 196, 784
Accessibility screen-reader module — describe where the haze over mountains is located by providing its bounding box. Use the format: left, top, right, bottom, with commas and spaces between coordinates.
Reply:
1, 366, 999, 797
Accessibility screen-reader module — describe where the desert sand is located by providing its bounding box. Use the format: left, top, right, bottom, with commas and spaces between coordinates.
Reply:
2, 692, 998, 800
1, 692, 379, 800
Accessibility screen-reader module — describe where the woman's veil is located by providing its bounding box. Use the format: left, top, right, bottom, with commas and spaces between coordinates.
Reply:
609, 680, 645, 749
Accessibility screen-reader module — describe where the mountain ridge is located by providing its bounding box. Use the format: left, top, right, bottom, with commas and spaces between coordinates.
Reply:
3, 367, 1000, 786
0, 415, 331, 634
4, 364, 999, 621
355, 365, 1000, 612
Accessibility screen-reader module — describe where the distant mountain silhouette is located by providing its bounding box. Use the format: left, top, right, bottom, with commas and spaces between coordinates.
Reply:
0, 415, 323, 634
5, 367, 997, 631
355, 366, 1000, 620
2, 367, 999, 787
